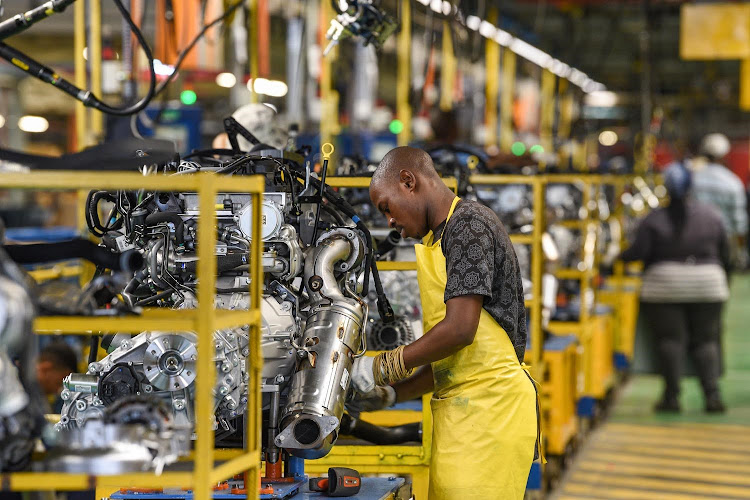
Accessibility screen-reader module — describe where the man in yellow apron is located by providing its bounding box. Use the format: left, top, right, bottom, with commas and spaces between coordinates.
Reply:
348, 146, 538, 499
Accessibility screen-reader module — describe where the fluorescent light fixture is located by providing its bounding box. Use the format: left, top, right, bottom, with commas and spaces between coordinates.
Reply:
479, 20, 497, 39
414, 2, 607, 91
510, 38, 551, 68
18, 115, 49, 133
251, 78, 288, 97
466, 15, 481, 31
0, 115, 5, 128
215, 72, 237, 88
585, 90, 618, 107
598, 130, 618, 146
494, 29, 513, 47
153, 59, 175, 77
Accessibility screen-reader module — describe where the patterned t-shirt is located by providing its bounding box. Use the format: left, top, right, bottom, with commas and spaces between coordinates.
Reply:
433, 199, 527, 362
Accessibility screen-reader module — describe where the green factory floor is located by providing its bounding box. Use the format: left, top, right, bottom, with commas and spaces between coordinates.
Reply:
550, 275, 750, 500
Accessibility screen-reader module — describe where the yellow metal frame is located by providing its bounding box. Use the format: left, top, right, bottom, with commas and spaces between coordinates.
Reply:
0, 172, 265, 500
396, 0, 411, 147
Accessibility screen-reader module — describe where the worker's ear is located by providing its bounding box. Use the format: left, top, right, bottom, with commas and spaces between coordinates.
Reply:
399, 169, 416, 192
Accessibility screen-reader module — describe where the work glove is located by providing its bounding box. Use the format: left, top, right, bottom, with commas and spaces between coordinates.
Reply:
350, 356, 376, 394
345, 385, 397, 418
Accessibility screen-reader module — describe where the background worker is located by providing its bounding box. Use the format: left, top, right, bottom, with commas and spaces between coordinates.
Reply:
348, 146, 539, 500
691, 133, 747, 270
36, 342, 78, 413
621, 163, 729, 413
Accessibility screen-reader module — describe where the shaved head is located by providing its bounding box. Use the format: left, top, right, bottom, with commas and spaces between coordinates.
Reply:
371, 146, 441, 190
369, 146, 456, 240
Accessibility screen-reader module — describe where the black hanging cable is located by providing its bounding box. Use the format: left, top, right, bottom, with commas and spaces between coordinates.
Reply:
0, 0, 156, 116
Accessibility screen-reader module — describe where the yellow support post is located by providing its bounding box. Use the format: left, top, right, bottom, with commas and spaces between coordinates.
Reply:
500, 49, 516, 152
485, 9, 500, 149
249, 0, 258, 103
741, 58, 750, 110
530, 178, 545, 382
89, 0, 103, 141
247, 179, 264, 484
440, 20, 455, 112
195, 173, 218, 500
74, 0, 87, 149
320, 1, 339, 166
540, 69, 556, 170
396, 0, 411, 146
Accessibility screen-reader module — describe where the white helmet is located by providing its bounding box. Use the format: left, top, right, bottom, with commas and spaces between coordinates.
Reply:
700, 133, 730, 160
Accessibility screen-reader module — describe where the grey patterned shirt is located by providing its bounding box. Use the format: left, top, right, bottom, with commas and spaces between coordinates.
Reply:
434, 199, 527, 362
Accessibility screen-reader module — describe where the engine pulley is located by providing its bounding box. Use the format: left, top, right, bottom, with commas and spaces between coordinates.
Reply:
142, 334, 197, 391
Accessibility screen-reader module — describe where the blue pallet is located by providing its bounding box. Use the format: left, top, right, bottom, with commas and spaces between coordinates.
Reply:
526, 462, 543, 490
5, 226, 78, 242
112, 477, 406, 500
614, 352, 631, 371
577, 396, 597, 417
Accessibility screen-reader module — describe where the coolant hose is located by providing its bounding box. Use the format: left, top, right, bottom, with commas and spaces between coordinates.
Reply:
3, 239, 144, 272
340, 413, 422, 445
145, 212, 185, 246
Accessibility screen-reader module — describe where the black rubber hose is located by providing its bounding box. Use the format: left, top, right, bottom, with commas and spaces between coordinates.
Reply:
3, 239, 144, 272
145, 212, 185, 246
181, 253, 247, 274
88, 336, 100, 365
340, 413, 421, 445
375, 230, 402, 258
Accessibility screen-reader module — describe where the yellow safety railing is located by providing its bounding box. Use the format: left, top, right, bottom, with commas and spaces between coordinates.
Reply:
0, 171, 264, 500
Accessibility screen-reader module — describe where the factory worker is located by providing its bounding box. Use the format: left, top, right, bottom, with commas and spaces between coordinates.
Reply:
348, 146, 541, 499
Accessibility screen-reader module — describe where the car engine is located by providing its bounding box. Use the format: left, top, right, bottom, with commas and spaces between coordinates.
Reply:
56, 134, 388, 462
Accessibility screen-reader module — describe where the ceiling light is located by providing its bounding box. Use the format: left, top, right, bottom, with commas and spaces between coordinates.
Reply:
599, 130, 618, 147
466, 15, 481, 31
494, 29, 513, 47
479, 20, 496, 38
153, 59, 175, 77
585, 91, 618, 107
18, 115, 49, 133
430, 0, 442, 13
441, 1, 451, 15
509, 38, 552, 68
0, 115, 5, 128
215, 72, 237, 88
252, 78, 288, 97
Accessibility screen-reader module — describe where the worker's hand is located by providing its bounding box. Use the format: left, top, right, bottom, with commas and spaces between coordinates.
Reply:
350, 356, 377, 394
345, 385, 396, 418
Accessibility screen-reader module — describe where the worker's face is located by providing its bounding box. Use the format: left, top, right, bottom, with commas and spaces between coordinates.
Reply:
36, 360, 69, 396
370, 170, 427, 239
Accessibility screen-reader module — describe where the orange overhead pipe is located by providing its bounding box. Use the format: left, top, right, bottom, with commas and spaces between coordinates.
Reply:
258, 0, 270, 77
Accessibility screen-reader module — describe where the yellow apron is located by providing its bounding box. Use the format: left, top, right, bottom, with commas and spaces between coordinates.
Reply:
415, 197, 537, 500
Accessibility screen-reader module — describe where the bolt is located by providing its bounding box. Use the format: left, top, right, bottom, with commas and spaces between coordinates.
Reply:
173, 399, 185, 411
227, 401, 237, 410
274, 374, 285, 384
224, 375, 234, 385
240, 396, 248, 404
388, 477, 396, 481
222, 363, 232, 373
215, 343, 222, 350
88, 362, 101, 373
241, 348, 250, 357
329, 417, 337, 426
278, 435, 285, 442
143, 385, 153, 393
75, 400, 87, 411
219, 386, 230, 395
61, 390, 71, 400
